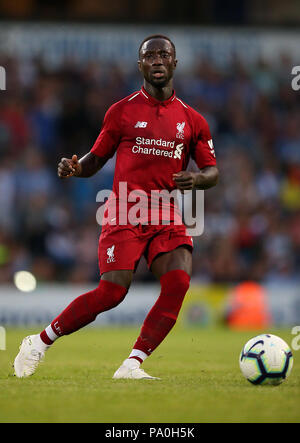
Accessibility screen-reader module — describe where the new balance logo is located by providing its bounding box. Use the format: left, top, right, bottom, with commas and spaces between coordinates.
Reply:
135, 121, 148, 128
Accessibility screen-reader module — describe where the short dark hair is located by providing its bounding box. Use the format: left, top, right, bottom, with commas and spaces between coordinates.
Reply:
138, 34, 176, 59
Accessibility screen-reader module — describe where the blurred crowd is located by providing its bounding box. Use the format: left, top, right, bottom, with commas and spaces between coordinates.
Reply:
0, 51, 299, 285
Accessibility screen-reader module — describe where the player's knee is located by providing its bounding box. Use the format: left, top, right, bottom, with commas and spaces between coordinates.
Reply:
160, 270, 190, 319
108, 289, 127, 309
160, 269, 190, 297
101, 270, 133, 290
94, 279, 128, 311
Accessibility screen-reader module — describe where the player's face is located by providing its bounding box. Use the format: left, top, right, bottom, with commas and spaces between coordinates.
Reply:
138, 38, 177, 88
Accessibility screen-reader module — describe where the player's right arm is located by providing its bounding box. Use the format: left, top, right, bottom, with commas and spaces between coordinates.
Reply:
57, 153, 107, 179
58, 103, 122, 179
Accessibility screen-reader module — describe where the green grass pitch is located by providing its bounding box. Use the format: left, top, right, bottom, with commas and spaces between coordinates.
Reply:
0, 326, 299, 423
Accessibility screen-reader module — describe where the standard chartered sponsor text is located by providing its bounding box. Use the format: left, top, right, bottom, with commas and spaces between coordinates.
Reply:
132, 137, 183, 158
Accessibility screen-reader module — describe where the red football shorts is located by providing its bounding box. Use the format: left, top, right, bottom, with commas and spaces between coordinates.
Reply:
98, 223, 193, 274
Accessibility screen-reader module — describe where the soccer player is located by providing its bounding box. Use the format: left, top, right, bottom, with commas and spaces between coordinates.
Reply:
14, 35, 218, 379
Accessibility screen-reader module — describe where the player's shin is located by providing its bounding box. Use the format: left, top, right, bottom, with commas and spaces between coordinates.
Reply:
40, 280, 128, 345
130, 269, 190, 363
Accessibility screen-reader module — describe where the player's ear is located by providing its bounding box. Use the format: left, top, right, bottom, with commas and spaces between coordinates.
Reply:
173, 58, 178, 69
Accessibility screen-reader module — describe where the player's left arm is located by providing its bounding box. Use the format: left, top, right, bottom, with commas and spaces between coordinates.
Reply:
173, 113, 218, 191
173, 165, 219, 191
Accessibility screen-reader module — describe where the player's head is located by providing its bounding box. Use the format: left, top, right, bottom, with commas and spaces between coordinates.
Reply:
138, 35, 177, 88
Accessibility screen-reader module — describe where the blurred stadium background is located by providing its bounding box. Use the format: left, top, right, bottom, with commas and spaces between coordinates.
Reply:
0, 0, 300, 332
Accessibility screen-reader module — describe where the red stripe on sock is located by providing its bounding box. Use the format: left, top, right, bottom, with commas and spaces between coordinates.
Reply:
129, 356, 143, 365
40, 330, 53, 346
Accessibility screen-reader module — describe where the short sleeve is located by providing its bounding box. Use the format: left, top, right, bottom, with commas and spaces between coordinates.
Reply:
191, 114, 216, 169
90, 104, 121, 159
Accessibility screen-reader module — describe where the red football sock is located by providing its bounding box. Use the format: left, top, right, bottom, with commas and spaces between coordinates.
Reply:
132, 269, 190, 357
40, 280, 127, 343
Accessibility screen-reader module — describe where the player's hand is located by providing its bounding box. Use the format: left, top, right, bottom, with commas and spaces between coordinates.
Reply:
173, 171, 196, 192
57, 155, 82, 179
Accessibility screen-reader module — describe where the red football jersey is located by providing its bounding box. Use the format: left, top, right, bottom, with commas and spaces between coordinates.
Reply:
91, 86, 216, 226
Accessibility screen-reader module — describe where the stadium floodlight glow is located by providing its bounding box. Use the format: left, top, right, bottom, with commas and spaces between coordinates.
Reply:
14, 271, 37, 293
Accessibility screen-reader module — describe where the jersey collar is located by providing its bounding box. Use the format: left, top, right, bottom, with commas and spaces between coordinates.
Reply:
140, 86, 176, 106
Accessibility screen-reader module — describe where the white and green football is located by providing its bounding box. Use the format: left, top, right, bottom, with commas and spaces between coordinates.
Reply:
239, 334, 293, 385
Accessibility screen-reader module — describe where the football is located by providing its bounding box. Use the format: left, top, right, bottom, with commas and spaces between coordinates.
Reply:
239, 334, 293, 385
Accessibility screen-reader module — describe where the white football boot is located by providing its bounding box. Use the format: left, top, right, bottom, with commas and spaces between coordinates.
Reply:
13, 335, 49, 378
113, 358, 160, 380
